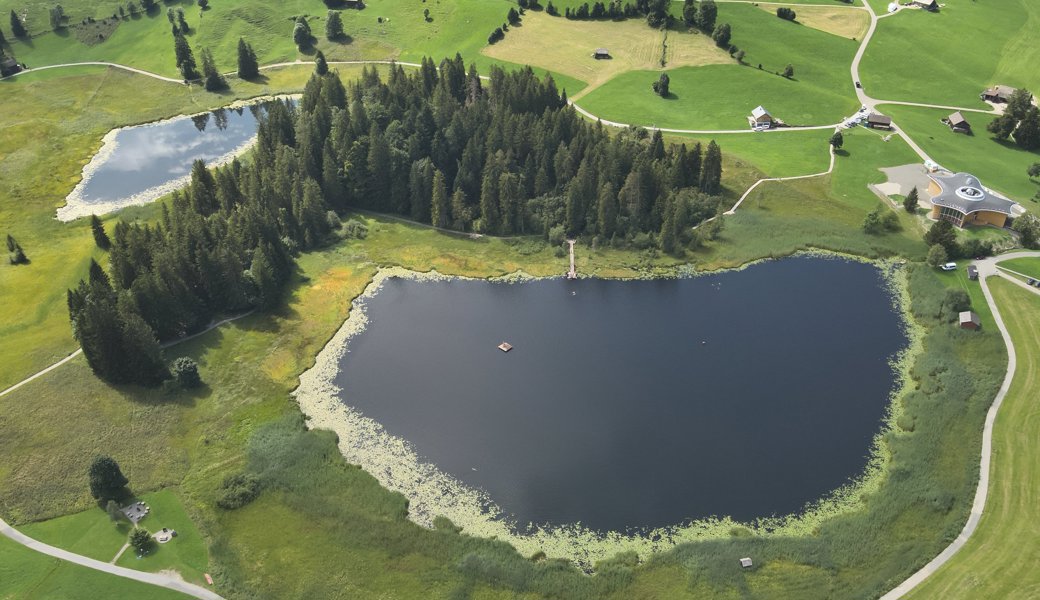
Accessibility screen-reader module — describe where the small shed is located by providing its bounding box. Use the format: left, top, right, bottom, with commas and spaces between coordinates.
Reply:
981, 85, 1016, 103
866, 113, 893, 130
750, 106, 773, 125
967, 265, 978, 280
739, 557, 753, 569
593, 48, 610, 59
0, 57, 21, 78
959, 311, 981, 330
498, 342, 513, 352
946, 111, 971, 133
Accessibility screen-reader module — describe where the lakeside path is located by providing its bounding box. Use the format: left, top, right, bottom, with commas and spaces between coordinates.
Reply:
0, 516, 223, 600
880, 251, 1040, 599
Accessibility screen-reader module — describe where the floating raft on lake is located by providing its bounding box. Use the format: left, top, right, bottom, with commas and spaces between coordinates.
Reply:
498, 342, 513, 352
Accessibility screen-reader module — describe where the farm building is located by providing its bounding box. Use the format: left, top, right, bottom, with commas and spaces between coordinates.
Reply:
959, 311, 981, 330
927, 172, 1023, 228
866, 114, 893, 130
749, 106, 773, 126
944, 111, 971, 133
912, 0, 938, 11
593, 48, 611, 59
0, 56, 21, 78
981, 85, 1016, 103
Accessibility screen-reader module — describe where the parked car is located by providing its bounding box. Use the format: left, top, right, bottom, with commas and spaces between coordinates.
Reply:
941, 262, 957, 271
855, 81, 862, 89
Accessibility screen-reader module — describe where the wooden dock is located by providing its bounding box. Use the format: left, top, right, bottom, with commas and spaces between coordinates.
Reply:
566, 239, 577, 279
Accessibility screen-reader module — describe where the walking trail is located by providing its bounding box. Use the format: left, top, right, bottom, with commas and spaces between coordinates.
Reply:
0, 10, 1032, 598
0, 516, 224, 600
879, 251, 1040, 599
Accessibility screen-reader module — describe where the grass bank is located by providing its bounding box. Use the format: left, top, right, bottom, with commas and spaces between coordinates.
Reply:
906, 276, 1040, 599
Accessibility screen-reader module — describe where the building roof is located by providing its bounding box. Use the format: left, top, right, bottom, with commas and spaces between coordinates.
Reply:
867, 113, 892, 125
594, 48, 609, 54
984, 85, 1016, 99
948, 111, 970, 127
959, 311, 981, 326
751, 106, 771, 119
929, 172, 1020, 217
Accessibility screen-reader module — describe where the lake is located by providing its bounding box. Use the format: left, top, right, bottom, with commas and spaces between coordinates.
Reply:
333, 257, 907, 533
58, 101, 279, 221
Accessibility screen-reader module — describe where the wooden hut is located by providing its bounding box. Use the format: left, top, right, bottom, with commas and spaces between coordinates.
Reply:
945, 111, 971, 133
593, 48, 611, 59
959, 311, 981, 330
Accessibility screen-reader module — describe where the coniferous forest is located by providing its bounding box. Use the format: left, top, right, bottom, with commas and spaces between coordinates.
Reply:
68, 57, 727, 385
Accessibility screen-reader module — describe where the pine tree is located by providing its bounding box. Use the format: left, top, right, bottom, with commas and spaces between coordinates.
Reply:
782, 63, 795, 78
1013, 107, 1040, 150
596, 182, 617, 238
200, 47, 227, 91
431, 169, 449, 229
293, 17, 311, 48
9, 10, 26, 38
88, 455, 129, 501
699, 140, 723, 195
325, 10, 344, 40
451, 188, 468, 231
314, 50, 329, 76
903, 187, 919, 213
236, 38, 259, 79
173, 33, 199, 80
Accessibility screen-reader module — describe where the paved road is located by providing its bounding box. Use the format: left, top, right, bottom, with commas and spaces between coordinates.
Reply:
880, 251, 1040, 599
0, 516, 224, 599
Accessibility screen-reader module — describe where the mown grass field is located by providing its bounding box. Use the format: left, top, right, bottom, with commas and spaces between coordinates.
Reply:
906, 277, 1040, 600
20, 489, 209, 583
0, 535, 190, 600
881, 105, 1040, 203
998, 257, 1040, 280
670, 128, 833, 179
482, 12, 732, 98
577, 3, 860, 129
753, 4, 870, 40
859, 0, 1040, 107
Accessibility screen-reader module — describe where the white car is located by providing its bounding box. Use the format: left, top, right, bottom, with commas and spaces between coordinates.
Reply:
941, 262, 957, 271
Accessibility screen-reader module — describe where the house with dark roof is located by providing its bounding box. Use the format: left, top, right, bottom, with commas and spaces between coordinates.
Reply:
945, 111, 971, 133
981, 85, 1016, 103
866, 113, 892, 130
927, 172, 1024, 228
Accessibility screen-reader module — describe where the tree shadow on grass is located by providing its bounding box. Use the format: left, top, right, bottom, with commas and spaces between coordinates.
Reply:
834, 148, 850, 157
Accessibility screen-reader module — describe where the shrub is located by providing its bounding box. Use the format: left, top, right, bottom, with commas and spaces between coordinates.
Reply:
926, 244, 948, 268
216, 473, 262, 509
89, 455, 129, 501
171, 357, 201, 389
776, 7, 796, 20
343, 219, 368, 239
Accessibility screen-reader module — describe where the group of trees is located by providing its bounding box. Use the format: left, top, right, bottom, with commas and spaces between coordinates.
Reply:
166, 7, 189, 34
488, 7, 523, 44
652, 72, 669, 97
987, 88, 1040, 150
563, 1, 643, 22
48, 4, 65, 31
862, 204, 900, 234
69, 58, 728, 384
293, 16, 313, 48
776, 7, 796, 21
923, 218, 995, 262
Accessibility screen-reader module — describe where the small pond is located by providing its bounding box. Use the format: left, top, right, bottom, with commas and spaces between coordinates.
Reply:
58, 101, 279, 221
334, 257, 908, 533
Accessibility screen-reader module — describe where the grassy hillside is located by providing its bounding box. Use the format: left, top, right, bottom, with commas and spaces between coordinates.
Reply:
860, 0, 1040, 107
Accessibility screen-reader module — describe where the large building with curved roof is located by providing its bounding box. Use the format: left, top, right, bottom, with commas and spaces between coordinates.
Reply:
927, 172, 1024, 228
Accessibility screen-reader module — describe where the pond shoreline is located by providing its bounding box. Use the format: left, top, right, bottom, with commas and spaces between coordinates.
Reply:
292, 254, 920, 569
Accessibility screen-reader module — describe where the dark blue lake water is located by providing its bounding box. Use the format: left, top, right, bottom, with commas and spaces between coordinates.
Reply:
334, 257, 906, 532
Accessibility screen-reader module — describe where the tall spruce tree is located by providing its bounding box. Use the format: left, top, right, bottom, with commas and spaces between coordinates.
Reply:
200, 47, 227, 91
173, 33, 199, 80
89, 214, 111, 249
236, 38, 259, 79
431, 169, 449, 229
699, 140, 722, 195
325, 10, 344, 40
314, 50, 329, 76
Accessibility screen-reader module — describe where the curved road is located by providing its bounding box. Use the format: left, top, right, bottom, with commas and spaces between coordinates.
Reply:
0, 516, 223, 599
880, 251, 1040, 599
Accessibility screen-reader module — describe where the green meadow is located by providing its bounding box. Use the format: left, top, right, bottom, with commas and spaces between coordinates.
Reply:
860, 0, 1040, 107
578, 3, 861, 129
998, 257, 1040, 280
